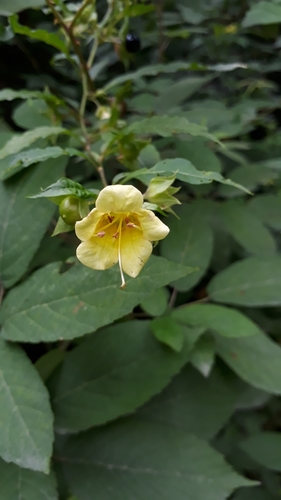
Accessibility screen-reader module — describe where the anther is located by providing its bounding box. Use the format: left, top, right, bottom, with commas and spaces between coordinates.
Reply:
97, 231, 106, 238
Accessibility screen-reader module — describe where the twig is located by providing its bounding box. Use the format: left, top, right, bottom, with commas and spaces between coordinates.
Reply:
69, 0, 93, 32
169, 288, 178, 308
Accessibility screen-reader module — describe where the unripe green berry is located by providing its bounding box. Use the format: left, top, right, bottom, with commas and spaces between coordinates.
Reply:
59, 196, 81, 225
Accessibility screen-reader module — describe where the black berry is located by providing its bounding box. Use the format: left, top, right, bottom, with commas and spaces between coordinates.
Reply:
125, 32, 141, 53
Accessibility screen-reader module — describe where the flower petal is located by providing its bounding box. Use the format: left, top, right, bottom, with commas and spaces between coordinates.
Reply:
75, 208, 102, 241
137, 209, 170, 241
76, 233, 118, 270
96, 185, 143, 213
120, 226, 152, 278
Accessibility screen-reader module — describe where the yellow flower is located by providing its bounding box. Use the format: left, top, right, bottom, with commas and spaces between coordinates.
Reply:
75, 184, 170, 288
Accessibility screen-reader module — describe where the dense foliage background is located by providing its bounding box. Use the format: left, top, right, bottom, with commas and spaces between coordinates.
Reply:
1, 0, 281, 499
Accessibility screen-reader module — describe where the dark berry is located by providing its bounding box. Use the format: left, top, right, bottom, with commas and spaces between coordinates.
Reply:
125, 32, 141, 53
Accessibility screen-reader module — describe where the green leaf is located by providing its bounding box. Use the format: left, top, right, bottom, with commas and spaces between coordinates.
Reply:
0, 339, 53, 472
175, 137, 222, 173
242, 1, 281, 27
126, 116, 219, 142
208, 257, 281, 306
0, 89, 44, 101
216, 332, 281, 394
150, 316, 186, 352
1, 148, 85, 181
221, 201, 277, 256
0, 459, 58, 500
234, 487, 277, 500
161, 203, 213, 291
28, 177, 98, 204
0, 126, 66, 161
248, 194, 281, 231
0, 0, 44, 16
173, 304, 262, 338
60, 418, 253, 500
140, 287, 169, 316
240, 432, 281, 471
0, 256, 195, 342
218, 164, 279, 198
51, 320, 202, 433
13, 99, 52, 129
35, 349, 66, 382
0, 157, 67, 288
10, 14, 68, 53
190, 334, 215, 377
140, 364, 246, 439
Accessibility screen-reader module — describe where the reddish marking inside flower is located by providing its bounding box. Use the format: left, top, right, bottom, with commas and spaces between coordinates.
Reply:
97, 231, 106, 238
108, 215, 114, 223
125, 217, 130, 224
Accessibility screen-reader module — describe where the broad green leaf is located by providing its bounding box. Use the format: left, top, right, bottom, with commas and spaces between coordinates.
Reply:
140, 364, 246, 439
0, 339, 53, 472
1, 149, 86, 181
175, 137, 222, 173
61, 418, 253, 500
173, 304, 262, 338
0, 157, 67, 288
126, 116, 218, 142
10, 14, 68, 54
234, 487, 276, 500
161, 203, 213, 291
0, 0, 44, 16
190, 334, 215, 377
0, 89, 44, 101
28, 177, 99, 204
240, 432, 281, 471
0, 459, 58, 500
35, 349, 66, 382
104, 61, 246, 90
242, 1, 281, 27
150, 316, 186, 352
13, 99, 52, 129
248, 194, 281, 231
51, 320, 202, 433
0, 256, 195, 342
221, 201, 276, 256
218, 164, 279, 198
140, 287, 169, 316
208, 257, 281, 306
0, 126, 66, 160
216, 332, 281, 393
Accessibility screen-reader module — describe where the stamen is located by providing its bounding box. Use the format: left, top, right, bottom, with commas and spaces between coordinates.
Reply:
97, 231, 106, 238
117, 218, 126, 289
112, 231, 119, 239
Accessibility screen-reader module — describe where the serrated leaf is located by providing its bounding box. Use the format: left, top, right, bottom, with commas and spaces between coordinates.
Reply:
218, 164, 279, 198
28, 177, 98, 203
221, 201, 277, 257
240, 432, 281, 471
60, 418, 254, 500
216, 332, 281, 394
0, 459, 58, 500
242, 1, 281, 27
0, 256, 195, 342
150, 316, 186, 352
161, 203, 213, 291
51, 320, 202, 432
0, 339, 53, 472
173, 304, 262, 338
0, 126, 66, 160
1, 148, 86, 181
140, 364, 246, 439
208, 257, 281, 306
10, 14, 68, 53
0, 157, 67, 288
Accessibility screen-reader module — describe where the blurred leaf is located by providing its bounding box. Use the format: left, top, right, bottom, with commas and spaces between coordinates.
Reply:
0, 459, 58, 500
0, 157, 67, 288
218, 164, 279, 198
175, 138, 222, 173
221, 201, 277, 257
153, 76, 214, 113
13, 99, 52, 129
242, 1, 281, 27
0, 89, 45, 100
0, 126, 66, 160
173, 304, 262, 338
161, 203, 213, 291
216, 332, 281, 393
140, 287, 169, 316
51, 320, 202, 433
150, 316, 187, 352
0, 339, 53, 472
208, 257, 281, 306
0, 0, 44, 16
234, 487, 277, 500
140, 364, 248, 439
28, 177, 97, 204
248, 194, 281, 231
240, 432, 281, 471
61, 418, 254, 500
190, 334, 215, 377
9, 14, 68, 53
0, 256, 195, 342
35, 349, 66, 382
